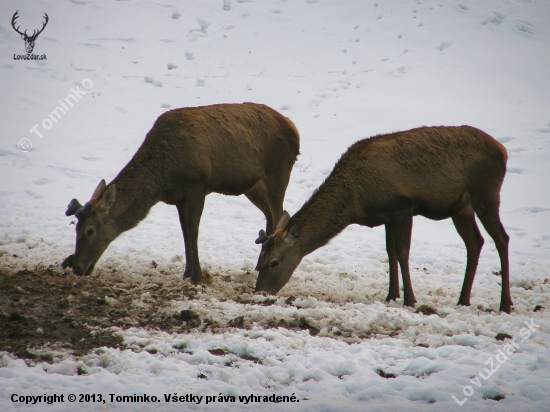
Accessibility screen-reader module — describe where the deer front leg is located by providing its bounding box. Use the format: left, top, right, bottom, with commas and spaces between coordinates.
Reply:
393, 212, 416, 307
384, 222, 400, 302
177, 201, 196, 281
176, 187, 206, 284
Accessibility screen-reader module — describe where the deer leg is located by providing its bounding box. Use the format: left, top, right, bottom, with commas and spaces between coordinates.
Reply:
393, 212, 416, 307
176, 186, 206, 284
264, 178, 288, 234
245, 181, 278, 271
244, 180, 276, 235
176, 201, 192, 279
263, 166, 293, 233
246, 177, 287, 272
472, 201, 512, 313
452, 205, 484, 307
384, 222, 400, 302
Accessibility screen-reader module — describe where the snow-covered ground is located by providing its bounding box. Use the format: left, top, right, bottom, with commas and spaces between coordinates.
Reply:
1, 0, 550, 410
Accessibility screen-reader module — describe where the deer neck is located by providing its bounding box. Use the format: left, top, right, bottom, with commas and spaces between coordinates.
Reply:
109, 159, 164, 234
290, 175, 354, 256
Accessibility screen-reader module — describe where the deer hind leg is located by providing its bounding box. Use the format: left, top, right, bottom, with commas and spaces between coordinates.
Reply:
246, 176, 288, 271
471, 196, 512, 313
176, 186, 206, 284
264, 170, 292, 234
244, 180, 277, 235
384, 222, 400, 302
452, 204, 484, 307
392, 211, 416, 307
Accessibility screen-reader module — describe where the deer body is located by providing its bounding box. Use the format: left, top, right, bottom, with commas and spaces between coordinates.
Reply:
66, 103, 300, 283
255, 126, 512, 313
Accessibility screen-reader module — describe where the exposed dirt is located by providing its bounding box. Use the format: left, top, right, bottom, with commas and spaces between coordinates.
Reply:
0, 265, 200, 360
0, 264, 333, 362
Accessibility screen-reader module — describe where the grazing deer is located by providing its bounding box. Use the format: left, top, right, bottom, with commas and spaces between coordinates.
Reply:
11, 11, 49, 54
255, 126, 513, 313
65, 103, 300, 284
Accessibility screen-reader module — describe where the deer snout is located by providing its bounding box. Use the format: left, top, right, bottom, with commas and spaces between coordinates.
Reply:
72, 262, 94, 276
72, 265, 84, 276
255, 276, 283, 295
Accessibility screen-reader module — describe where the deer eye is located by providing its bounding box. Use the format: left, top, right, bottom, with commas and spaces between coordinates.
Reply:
86, 228, 95, 237
270, 260, 280, 268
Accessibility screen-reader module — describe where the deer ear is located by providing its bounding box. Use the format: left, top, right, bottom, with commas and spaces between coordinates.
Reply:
289, 223, 299, 238
91, 179, 107, 200
99, 184, 116, 212
276, 211, 291, 232
284, 223, 299, 245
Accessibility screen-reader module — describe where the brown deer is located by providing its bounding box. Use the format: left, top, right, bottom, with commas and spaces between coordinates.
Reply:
64, 103, 300, 284
255, 126, 513, 313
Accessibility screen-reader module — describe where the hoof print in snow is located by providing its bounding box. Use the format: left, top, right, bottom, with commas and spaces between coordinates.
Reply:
208, 348, 227, 356
144, 76, 162, 87
415, 304, 437, 316
285, 295, 296, 305
495, 333, 513, 341
376, 368, 397, 379
298, 317, 320, 336
484, 394, 505, 402
228, 315, 245, 328
436, 41, 452, 51
240, 353, 262, 364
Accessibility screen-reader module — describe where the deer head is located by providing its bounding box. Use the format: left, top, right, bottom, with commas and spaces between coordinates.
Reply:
65, 180, 118, 276
12, 11, 49, 54
255, 211, 303, 294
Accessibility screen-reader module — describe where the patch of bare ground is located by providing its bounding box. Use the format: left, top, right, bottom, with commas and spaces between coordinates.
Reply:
0, 266, 199, 360
0, 263, 405, 362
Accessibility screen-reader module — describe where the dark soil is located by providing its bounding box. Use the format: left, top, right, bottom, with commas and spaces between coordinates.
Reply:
0, 264, 404, 362
0, 266, 199, 360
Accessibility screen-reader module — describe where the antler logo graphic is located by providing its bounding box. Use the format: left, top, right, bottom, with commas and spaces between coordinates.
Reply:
11, 11, 49, 54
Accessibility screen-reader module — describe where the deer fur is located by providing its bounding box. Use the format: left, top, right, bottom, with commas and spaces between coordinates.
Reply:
255, 126, 512, 313
65, 103, 300, 283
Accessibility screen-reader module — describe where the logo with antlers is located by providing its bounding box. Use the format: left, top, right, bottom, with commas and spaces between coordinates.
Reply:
11, 10, 49, 54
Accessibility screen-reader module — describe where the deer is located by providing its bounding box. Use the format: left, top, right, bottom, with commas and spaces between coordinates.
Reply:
11, 11, 49, 54
64, 103, 300, 285
255, 126, 513, 313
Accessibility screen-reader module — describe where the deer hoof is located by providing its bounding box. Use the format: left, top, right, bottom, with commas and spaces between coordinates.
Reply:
499, 300, 513, 314
385, 292, 400, 302
403, 298, 417, 307
457, 298, 471, 307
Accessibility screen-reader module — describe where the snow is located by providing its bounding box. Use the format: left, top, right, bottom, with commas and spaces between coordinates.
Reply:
1, 0, 550, 411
